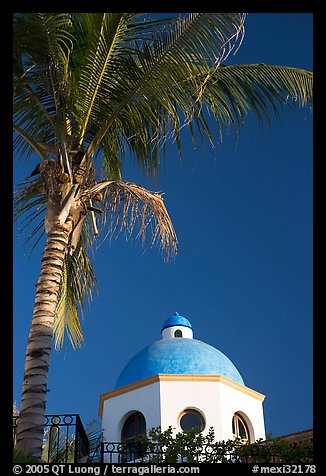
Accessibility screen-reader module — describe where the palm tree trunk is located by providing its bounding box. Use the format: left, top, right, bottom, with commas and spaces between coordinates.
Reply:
16, 218, 74, 459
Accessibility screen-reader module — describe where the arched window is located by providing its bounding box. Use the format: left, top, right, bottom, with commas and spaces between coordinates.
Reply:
174, 329, 183, 338
121, 412, 146, 462
232, 413, 250, 444
179, 409, 205, 433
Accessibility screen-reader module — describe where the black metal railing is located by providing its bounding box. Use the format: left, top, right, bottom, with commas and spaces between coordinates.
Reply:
13, 414, 90, 463
100, 441, 160, 463
100, 441, 240, 463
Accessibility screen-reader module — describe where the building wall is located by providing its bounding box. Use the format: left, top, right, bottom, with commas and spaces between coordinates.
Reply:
159, 379, 221, 437
101, 374, 265, 444
159, 378, 265, 442
101, 380, 161, 442
215, 380, 266, 441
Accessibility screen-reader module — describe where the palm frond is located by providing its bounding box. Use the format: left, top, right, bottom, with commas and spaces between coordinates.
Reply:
13, 177, 47, 255
14, 126, 50, 163
53, 244, 97, 350
53, 258, 82, 350
85, 419, 103, 463
14, 13, 312, 181
201, 64, 313, 133
72, 13, 129, 143
13, 13, 74, 159
42, 424, 75, 463
83, 180, 178, 260
78, 13, 247, 171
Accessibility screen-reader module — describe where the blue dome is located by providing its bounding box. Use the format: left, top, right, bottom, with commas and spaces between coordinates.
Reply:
115, 338, 244, 388
161, 312, 193, 331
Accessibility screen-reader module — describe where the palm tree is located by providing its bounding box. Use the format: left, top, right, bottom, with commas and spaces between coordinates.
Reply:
13, 13, 312, 459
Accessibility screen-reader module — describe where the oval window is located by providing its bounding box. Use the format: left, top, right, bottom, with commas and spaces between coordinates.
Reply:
179, 409, 205, 432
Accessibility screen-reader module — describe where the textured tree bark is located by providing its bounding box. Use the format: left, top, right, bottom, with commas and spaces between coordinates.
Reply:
16, 218, 74, 459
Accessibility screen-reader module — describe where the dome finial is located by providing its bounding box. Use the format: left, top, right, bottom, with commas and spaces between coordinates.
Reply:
174, 311, 179, 316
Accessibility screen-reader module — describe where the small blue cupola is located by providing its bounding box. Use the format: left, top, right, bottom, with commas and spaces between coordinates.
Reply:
161, 311, 194, 339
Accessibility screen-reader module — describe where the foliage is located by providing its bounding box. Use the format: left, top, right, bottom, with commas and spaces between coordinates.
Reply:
140, 426, 243, 463
139, 426, 313, 463
40, 418, 103, 463
85, 419, 104, 463
41, 423, 75, 463
13, 448, 40, 463
235, 437, 313, 464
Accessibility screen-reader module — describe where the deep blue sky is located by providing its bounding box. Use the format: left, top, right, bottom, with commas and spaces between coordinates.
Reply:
13, 13, 313, 439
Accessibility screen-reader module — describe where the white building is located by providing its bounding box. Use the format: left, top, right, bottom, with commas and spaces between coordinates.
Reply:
99, 312, 266, 457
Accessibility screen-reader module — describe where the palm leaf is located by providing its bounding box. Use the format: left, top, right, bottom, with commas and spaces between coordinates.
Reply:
72, 13, 129, 143
13, 176, 47, 255
13, 13, 74, 160
14, 126, 50, 162
53, 244, 97, 350
53, 258, 83, 350
200, 64, 313, 133
14, 13, 312, 178
13, 448, 40, 464
42, 424, 75, 463
79, 13, 246, 171
85, 419, 103, 463
83, 180, 178, 260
